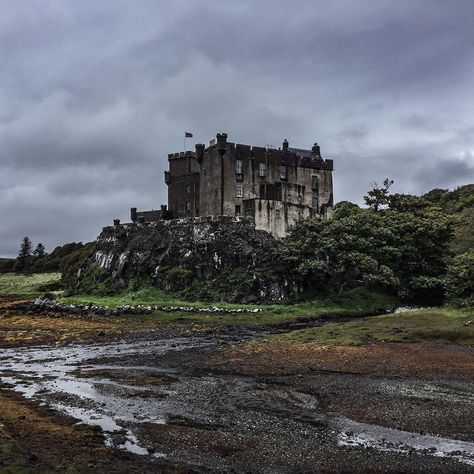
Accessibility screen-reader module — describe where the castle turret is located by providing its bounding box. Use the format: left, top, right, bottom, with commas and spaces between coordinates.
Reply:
195, 143, 205, 163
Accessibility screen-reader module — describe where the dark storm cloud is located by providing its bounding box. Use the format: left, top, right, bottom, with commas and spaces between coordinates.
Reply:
1, 0, 474, 256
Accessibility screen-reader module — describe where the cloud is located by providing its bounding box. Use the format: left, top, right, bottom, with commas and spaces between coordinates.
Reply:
1, 0, 474, 256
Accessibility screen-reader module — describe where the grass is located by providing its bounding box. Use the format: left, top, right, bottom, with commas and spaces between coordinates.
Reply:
61, 287, 398, 327
0, 272, 400, 328
275, 307, 474, 346
0, 273, 61, 297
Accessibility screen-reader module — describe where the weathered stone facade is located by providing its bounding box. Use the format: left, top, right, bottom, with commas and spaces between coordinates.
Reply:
128, 133, 334, 237
164, 133, 334, 237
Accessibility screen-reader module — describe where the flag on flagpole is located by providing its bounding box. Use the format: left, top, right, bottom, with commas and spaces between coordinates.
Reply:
185, 132, 193, 138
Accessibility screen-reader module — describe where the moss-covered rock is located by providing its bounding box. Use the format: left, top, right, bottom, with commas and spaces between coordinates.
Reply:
73, 217, 287, 302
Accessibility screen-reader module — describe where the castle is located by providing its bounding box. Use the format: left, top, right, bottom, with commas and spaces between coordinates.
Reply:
127, 133, 334, 238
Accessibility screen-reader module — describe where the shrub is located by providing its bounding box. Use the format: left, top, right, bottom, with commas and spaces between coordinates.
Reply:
446, 250, 474, 307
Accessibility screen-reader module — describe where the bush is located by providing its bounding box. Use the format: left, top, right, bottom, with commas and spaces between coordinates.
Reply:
446, 250, 474, 307
69, 266, 119, 296
162, 268, 194, 291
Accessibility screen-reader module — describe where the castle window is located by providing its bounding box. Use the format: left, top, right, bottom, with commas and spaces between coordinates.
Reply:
186, 185, 191, 194
312, 195, 319, 210
259, 162, 266, 177
311, 175, 319, 191
280, 165, 288, 180
235, 205, 241, 217
275, 209, 281, 219
236, 182, 243, 198
186, 201, 191, 211
235, 159, 243, 175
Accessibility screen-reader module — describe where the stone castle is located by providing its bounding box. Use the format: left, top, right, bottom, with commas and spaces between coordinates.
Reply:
126, 133, 334, 238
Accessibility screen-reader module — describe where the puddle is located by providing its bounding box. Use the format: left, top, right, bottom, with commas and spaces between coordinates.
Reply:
0, 337, 213, 456
334, 417, 474, 466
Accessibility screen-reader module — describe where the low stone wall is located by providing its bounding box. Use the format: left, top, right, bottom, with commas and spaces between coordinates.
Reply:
13, 298, 262, 316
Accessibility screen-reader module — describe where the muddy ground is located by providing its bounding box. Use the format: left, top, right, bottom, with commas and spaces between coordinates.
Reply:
0, 297, 473, 473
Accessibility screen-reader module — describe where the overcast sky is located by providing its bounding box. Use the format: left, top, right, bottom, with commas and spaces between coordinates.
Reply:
1, 0, 474, 257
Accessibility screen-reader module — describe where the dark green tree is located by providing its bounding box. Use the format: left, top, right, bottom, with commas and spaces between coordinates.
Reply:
333, 201, 362, 220
387, 193, 429, 213
15, 236, 33, 271
33, 243, 47, 259
445, 250, 474, 307
279, 206, 455, 302
364, 178, 394, 211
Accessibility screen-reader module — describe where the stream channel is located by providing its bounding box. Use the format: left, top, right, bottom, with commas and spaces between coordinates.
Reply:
1, 332, 473, 471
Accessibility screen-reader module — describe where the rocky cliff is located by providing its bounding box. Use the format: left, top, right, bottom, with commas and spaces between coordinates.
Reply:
77, 216, 287, 302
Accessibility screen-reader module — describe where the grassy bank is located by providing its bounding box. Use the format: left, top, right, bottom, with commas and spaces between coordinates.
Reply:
1, 272, 399, 327
0, 273, 61, 297
60, 287, 397, 326
274, 307, 474, 346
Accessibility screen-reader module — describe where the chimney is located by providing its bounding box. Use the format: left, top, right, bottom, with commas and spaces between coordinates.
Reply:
312, 143, 321, 156
216, 133, 228, 154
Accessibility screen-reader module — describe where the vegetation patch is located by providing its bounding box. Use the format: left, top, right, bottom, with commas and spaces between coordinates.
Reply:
274, 307, 474, 346
0, 273, 61, 297
60, 287, 397, 327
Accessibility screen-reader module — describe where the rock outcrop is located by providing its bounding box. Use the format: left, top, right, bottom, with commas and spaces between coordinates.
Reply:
77, 217, 288, 302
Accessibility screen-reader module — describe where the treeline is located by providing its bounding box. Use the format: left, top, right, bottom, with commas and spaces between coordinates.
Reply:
279, 181, 473, 307
0, 238, 94, 284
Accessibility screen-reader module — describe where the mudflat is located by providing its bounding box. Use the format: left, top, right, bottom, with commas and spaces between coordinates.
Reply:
0, 299, 473, 473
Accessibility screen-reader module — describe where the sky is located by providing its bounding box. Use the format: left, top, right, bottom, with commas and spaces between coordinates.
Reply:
1, 0, 474, 257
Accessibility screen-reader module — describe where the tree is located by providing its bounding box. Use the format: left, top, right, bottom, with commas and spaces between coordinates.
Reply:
279, 212, 399, 296
15, 236, 33, 271
279, 206, 455, 302
33, 243, 47, 259
445, 250, 474, 307
333, 201, 362, 220
364, 178, 394, 211
388, 193, 429, 213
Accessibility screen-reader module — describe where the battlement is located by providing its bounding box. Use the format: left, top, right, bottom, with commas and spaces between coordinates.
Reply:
168, 150, 195, 160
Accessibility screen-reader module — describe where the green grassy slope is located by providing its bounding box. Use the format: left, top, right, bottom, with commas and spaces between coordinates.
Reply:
0, 273, 61, 297
275, 307, 474, 346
